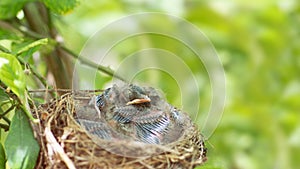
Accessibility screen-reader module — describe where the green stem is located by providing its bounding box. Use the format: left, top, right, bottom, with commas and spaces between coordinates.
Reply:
28, 88, 104, 93
1, 10, 127, 83
18, 57, 49, 88
0, 20, 23, 36
11, 20, 126, 82
0, 105, 15, 119
23, 2, 71, 90
60, 46, 127, 82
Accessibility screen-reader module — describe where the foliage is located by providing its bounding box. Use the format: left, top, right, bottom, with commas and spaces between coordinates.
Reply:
0, 53, 25, 99
0, 0, 81, 168
0, 0, 34, 19
41, 0, 79, 15
0, 0, 299, 169
4, 109, 40, 169
0, 142, 6, 168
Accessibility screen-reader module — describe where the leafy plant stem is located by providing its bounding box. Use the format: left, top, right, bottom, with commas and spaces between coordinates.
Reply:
1, 20, 126, 82
60, 46, 127, 82
0, 20, 23, 36
17, 57, 49, 89
23, 2, 72, 90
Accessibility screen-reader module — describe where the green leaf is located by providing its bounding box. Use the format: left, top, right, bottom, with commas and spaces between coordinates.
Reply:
0, 53, 38, 122
0, 0, 34, 19
13, 38, 48, 56
0, 87, 10, 103
0, 143, 6, 169
0, 29, 20, 41
42, 0, 80, 14
0, 52, 25, 99
4, 109, 40, 169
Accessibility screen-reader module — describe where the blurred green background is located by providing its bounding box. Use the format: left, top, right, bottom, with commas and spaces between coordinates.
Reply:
57, 1, 300, 169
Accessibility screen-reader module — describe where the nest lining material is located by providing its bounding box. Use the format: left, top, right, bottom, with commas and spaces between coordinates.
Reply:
33, 90, 207, 169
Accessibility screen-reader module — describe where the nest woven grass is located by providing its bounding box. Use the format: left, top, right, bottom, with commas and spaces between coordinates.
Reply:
32, 90, 207, 169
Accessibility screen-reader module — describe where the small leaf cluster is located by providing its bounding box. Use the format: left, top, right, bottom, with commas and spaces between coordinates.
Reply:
0, 0, 79, 19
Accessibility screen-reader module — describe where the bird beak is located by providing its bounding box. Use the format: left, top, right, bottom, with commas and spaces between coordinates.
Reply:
126, 96, 151, 105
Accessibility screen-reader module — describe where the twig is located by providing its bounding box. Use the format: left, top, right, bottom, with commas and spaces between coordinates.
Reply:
0, 105, 13, 127
60, 46, 127, 82
23, 2, 71, 89
45, 126, 76, 169
0, 19, 46, 40
2, 10, 127, 82
0, 25, 52, 91
18, 57, 49, 88
28, 89, 104, 93
18, 25, 46, 39
0, 20, 23, 36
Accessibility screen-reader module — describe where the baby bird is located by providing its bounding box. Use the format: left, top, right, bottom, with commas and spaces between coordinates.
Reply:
72, 83, 207, 166
95, 83, 180, 144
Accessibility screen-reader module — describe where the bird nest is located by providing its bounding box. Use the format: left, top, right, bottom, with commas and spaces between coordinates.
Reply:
32, 84, 207, 169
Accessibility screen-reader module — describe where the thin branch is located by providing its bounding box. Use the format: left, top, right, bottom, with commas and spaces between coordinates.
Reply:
0, 19, 46, 40
10, 19, 126, 82
23, 3, 71, 90
28, 89, 104, 93
45, 116, 76, 169
1, 14, 127, 83
0, 105, 15, 119
18, 57, 49, 88
18, 25, 46, 39
0, 20, 23, 36
60, 46, 127, 82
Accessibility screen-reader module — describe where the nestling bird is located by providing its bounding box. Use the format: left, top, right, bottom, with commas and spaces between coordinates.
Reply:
38, 83, 207, 168
75, 83, 206, 154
